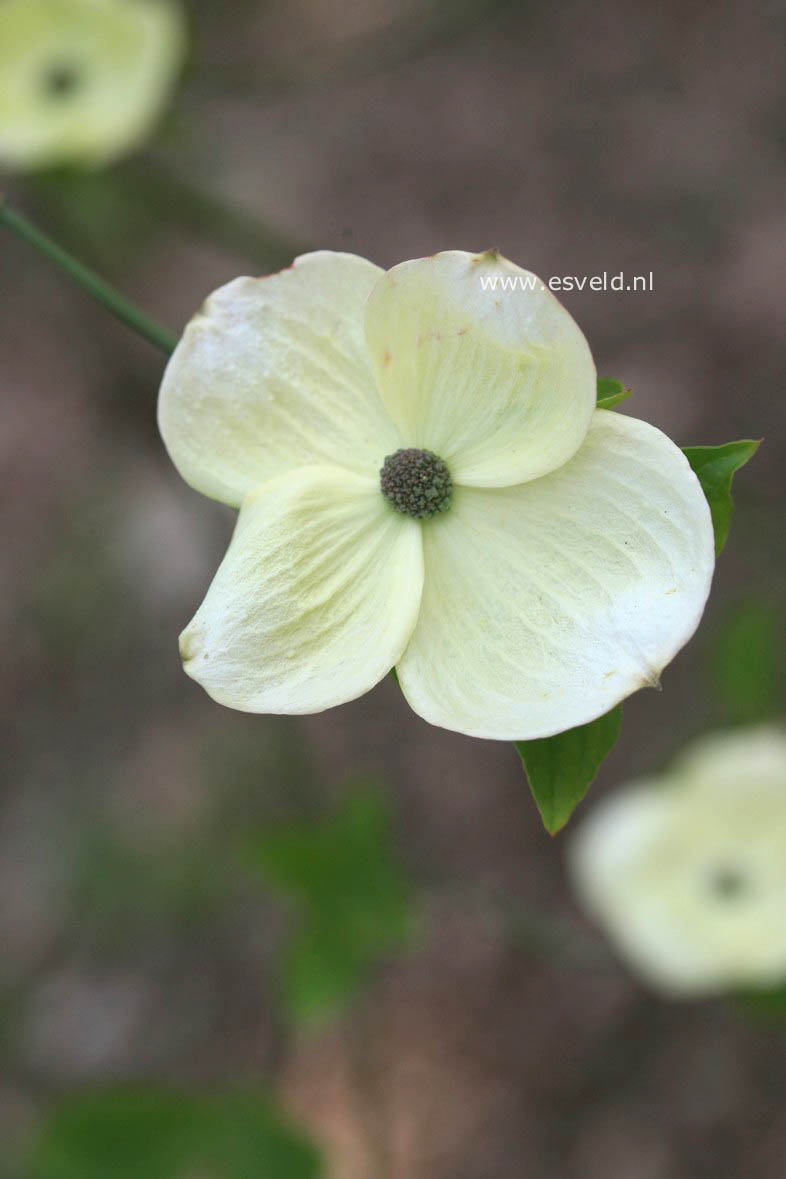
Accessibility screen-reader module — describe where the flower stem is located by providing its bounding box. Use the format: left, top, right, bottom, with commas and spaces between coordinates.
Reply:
0, 195, 177, 356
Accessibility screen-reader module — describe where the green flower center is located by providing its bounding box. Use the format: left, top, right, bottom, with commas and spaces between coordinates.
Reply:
707, 865, 749, 901
380, 448, 452, 519
41, 62, 84, 101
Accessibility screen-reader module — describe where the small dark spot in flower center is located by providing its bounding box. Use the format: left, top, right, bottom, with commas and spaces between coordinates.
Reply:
41, 62, 84, 100
707, 865, 749, 901
380, 448, 452, 519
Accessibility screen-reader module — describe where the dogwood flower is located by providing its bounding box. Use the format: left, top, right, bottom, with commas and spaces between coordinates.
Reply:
568, 727, 786, 995
158, 249, 715, 739
0, 0, 185, 170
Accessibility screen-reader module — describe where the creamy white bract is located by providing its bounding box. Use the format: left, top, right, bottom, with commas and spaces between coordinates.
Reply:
0, 0, 185, 170
158, 249, 715, 740
569, 727, 786, 995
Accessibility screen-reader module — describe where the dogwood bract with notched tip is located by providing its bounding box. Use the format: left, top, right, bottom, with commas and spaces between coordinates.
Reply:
0, 0, 185, 171
158, 249, 715, 740
568, 727, 786, 995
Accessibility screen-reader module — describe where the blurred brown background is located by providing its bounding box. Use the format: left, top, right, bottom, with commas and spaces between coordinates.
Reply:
2, 1, 785, 1176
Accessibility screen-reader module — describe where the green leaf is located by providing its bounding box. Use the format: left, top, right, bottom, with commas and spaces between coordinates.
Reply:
596, 377, 632, 410
516, 706, 623, 834
247, 788, 414, 1022
26, 1091, 321, 1179
682, 440, 760, 555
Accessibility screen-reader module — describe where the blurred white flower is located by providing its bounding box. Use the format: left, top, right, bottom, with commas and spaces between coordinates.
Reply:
0, 0, 185, 170
568, 727, 786, 995
158, 249, 714, 739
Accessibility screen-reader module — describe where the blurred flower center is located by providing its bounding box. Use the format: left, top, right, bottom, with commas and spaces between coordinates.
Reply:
379, 448, 452, 519
707, 865, 750, 900
41, 62, 84, 101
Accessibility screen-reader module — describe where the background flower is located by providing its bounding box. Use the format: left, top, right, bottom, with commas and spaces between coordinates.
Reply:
568, 727, 786, 995
0, 0, 185, 170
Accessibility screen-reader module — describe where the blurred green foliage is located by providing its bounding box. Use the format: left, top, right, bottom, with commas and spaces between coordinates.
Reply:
736, 983, 786, 1021
245, 788, 415, 1023
72, 827, 232, 941
711, 599, 785, 725
24, 1090, 321, 1179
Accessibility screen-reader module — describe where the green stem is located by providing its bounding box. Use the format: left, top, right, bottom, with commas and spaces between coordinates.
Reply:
0, 195, 177, 356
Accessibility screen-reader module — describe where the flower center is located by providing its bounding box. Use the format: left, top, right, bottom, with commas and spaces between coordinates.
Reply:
41, 62, 84, 101
707, 865, 749, 901
379, 448, 452, 519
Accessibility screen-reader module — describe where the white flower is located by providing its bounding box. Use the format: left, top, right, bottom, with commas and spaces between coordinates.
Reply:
0, 0, 185, 170
158, 249, 714, 739
568, 727, 786, 995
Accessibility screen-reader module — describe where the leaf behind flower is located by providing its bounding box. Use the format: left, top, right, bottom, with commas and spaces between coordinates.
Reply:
595, 377, 632, 410
682, 439, 760, 555
517, 706, 623, 834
